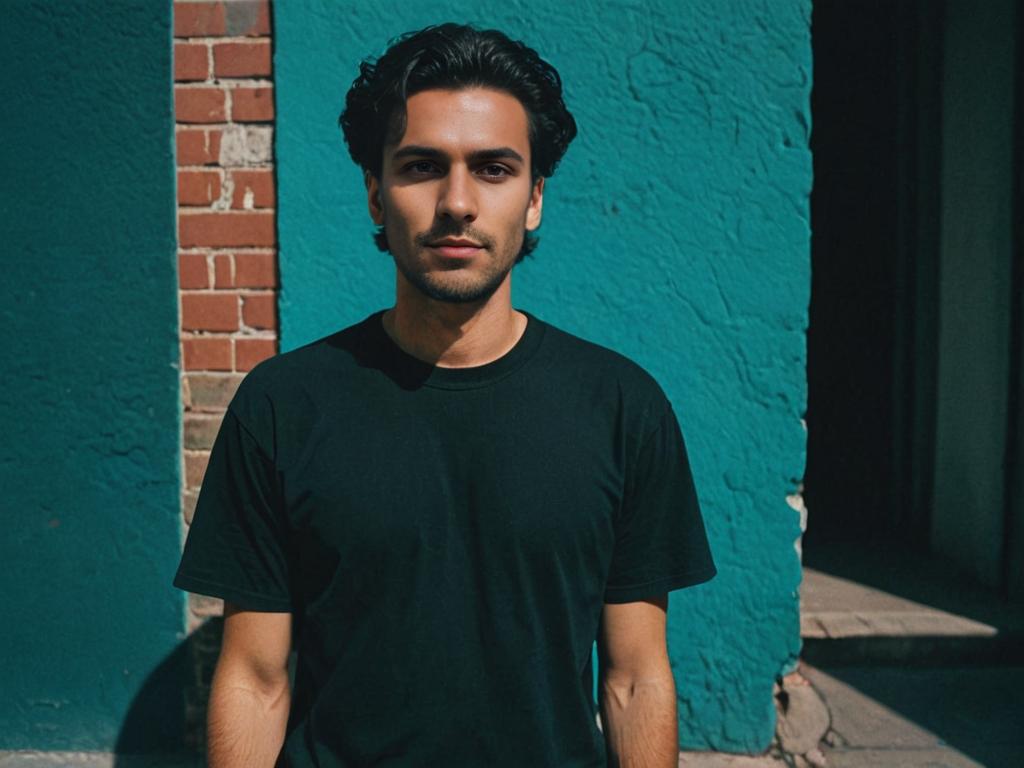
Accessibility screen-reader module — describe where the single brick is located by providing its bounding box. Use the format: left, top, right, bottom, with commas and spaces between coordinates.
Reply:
174, 2, 226, 37
174, 42, 209, 81
234, 251, 277, 288
183, 336, 233, 371
184, 450, 211, 488
242, 293, 276, 330
213, 41, 272, 77
231, 87, 274, 122
178, 170, 222, 206
185, 373, 244, 410
175, 87, 227, 123
176, 128, 222, 166
179, 252, 209, 289
223, 0, 271, 37
179, 212, 276, 247
235, 338, 276, 371
230, 169, 275, 209
182, 293, 240, 332
185, 413, 224, 450
213, 253, 234, 287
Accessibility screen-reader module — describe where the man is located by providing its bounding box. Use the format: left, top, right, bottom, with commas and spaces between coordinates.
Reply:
175, 22, 715, 767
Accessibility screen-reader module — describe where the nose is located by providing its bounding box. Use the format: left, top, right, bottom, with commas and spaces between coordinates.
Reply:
435, 165, 478, 222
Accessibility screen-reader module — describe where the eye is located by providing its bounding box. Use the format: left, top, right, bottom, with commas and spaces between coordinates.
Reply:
403, 160, 440, 175
477, 164, 511, 179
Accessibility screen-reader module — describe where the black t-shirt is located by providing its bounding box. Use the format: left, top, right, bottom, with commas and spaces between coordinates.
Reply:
175, 311, 715, 767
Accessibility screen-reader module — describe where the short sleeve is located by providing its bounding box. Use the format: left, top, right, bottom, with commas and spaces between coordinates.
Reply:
173, 405, 292, 612
604, 405, 716, 604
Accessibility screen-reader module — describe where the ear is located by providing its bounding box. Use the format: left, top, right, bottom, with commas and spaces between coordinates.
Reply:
525, 176, 545, 231
365, 171, 385, 225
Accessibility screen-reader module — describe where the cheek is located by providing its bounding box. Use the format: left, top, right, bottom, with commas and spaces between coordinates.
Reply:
379, 197, 413, 240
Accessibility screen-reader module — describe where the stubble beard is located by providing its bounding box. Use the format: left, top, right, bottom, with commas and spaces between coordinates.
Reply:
388, 219, 524, 305
393, 252, 514, 304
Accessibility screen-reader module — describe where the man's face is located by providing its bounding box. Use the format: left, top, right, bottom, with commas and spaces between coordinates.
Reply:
366, 87, 544, 304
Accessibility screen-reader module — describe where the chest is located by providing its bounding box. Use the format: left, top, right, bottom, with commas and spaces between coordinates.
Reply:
278, 389, 625, 591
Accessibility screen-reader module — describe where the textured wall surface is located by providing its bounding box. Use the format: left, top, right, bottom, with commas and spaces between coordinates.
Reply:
275, 0, 811, 751
0, 2, 184, 751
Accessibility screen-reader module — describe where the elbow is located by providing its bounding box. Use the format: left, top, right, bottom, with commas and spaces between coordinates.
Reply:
601, 665, 674, 710
212, 655, 291, 710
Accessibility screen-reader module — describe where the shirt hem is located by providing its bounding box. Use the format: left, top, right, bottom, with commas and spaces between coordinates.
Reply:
173, 572, 293, 612
603, 565, 717, 604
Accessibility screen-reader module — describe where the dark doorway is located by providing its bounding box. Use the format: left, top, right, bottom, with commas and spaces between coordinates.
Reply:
804, 0, 941, 549
803, 0, 1024, 663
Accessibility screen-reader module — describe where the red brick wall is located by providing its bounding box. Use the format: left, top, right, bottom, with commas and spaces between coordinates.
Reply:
174, 1, 277, 741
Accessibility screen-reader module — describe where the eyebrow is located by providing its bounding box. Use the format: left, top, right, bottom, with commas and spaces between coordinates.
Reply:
391, 145, 526, 165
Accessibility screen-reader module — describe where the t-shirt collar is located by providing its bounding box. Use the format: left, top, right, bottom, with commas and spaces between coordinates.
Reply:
365, 309, 546, 390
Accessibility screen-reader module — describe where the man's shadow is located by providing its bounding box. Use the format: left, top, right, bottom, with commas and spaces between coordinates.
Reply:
112, 618, 223, 767
110, 322, 430, 765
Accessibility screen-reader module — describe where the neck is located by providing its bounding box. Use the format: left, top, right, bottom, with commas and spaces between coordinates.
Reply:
383, 276, 526, 368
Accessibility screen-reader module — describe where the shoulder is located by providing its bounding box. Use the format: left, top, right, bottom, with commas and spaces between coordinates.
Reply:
531, 316, 674, 437
535, 318, 669, 401
224, 314, 379, 451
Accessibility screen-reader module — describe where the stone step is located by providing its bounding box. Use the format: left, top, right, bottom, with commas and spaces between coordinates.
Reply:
800, 562, 1024, 665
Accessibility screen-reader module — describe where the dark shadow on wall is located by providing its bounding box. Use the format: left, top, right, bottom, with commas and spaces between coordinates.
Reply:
113, 618, 223, 766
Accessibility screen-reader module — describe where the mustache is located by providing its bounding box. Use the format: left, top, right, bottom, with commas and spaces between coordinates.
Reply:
414, 222, 493, 249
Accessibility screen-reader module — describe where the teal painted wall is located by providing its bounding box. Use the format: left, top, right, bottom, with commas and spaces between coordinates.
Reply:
275, 0, 810, 751
0, 1, 184, 751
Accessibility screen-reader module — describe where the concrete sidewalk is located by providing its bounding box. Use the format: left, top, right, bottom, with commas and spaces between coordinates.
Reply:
680, 663, 1024, 767
800, 664, 1024, 767
676, 552, 1024, 768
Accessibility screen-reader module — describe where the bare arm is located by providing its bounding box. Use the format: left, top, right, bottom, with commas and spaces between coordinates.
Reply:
598, 596, 678, 768
207, 603, 292, 768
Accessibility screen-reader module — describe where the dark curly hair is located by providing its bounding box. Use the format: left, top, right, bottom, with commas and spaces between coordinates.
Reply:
339, 23, 577, 258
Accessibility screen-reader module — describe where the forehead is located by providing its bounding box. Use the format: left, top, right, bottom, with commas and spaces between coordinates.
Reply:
392, 87, 531, 155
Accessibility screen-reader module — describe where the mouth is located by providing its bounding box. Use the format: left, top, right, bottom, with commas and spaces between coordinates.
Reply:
427, 238, 485, 259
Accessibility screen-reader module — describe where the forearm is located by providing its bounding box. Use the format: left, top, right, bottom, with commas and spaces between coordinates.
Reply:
600, 667, 678, 768
207, 665, 291, 768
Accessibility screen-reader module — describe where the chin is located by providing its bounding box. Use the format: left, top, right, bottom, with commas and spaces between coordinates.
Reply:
401, 266, 512, 305
418, 278, 506, 304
